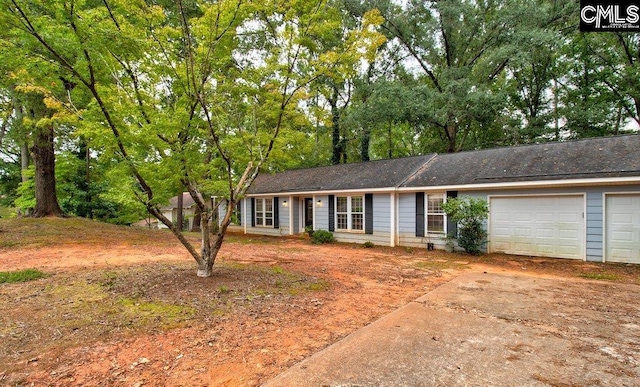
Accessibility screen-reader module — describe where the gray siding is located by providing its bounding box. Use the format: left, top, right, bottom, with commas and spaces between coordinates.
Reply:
314, 195, 329, 231
279, 202, 290, 235
333, 231, 391, 246
239, 184, 640, 261
331, 194, 392, 246
464, 186, 640, 262
586, 191, 603, 262
397, 192, 455, 249
292, 197, 300, 234
398, 193, 416, 236
373, 194, 391, 233
242, 197, 289, 237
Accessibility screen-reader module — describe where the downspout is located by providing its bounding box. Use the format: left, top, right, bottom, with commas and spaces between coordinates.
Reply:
390, 191, 396, 247
243, 197, 247, 235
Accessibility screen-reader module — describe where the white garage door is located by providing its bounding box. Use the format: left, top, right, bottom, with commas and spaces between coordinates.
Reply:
606, 194, 640, 264
490, 195, 585, 259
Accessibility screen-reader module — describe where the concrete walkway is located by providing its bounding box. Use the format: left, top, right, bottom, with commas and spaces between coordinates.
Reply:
263, 272, 640, 386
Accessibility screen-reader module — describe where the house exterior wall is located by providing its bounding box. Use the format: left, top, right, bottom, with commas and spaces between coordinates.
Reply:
292, 197, 300, 234
330, 194, 391, 246
241, 197, 289, 237
397, 192, 459, 249
460, 185, 640, 262
158, 208, 196, 230
590, 184, 640, 262
314, 195, 329, 231
586, 190, 603, 261
218, 201, 243, 233
240, 184, 640, 262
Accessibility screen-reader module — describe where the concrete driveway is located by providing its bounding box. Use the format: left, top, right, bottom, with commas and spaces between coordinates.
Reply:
264, 272, 640, 386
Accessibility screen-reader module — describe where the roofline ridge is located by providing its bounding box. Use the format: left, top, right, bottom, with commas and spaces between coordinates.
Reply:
397, 153, 439, 188
260, 153, 437, 175
443, 133, 640, 157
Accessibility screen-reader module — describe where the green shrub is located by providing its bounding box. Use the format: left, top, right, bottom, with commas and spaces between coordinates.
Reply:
311, 229, 335, 244
442, 197, 488, 255
304, 225, 314, 236
363, 241, 374, 248
0, 268, 48, 284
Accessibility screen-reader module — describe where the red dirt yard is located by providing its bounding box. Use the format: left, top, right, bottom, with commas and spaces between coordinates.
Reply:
1, 218, 639, 386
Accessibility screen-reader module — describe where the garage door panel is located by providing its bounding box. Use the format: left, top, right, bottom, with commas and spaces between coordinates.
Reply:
514, 212, 533, 221
558, 230, 580, 240
536, 213, 556, 222
606, 194, 640, 264
611, 213, 633, 225
535, 228, 555, 239
490, 196, 585, 260
611, 249, 632, 260
611, 230, 633, 241
514, 227, 532, 237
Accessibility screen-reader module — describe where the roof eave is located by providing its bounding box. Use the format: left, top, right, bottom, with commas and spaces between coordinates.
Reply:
398, 176, 640, 192
246, 186, 399, 197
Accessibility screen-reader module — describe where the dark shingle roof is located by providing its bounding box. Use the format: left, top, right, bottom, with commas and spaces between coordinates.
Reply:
401, 135, 640, 188
247, 135, 640, 194
247, 154, 437, 194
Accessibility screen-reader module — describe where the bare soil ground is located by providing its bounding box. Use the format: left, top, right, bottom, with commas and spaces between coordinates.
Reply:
1, 218, 639, 386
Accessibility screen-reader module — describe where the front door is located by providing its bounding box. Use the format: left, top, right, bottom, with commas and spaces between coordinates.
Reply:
304, 198, 314, 228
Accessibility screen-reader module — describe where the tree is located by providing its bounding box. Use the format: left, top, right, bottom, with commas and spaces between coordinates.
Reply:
0, 9, 75, 217
2, 0, 381, 276
359, 0, 519, 152
559, 31, 640, 137
442, 196, 488, 255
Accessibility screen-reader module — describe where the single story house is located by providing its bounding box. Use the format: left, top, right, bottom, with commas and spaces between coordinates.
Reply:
160, 193, 243, 233
236, 135, 640, 264
159, 192, 202, 232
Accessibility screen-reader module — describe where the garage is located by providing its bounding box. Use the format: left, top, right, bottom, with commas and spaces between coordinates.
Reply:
489, 195, 585, 260
606, 194, 640, 264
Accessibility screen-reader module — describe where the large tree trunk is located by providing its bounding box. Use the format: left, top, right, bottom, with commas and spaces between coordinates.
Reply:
360, 127, 370, 162
31, 124, 64, 217
445, 120, 458, 153
329, 86, 344, 165
197, 199, 235, 277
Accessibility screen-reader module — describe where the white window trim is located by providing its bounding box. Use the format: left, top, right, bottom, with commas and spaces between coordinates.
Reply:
426, 193, 447, 235
335, 195, 365, 232
255, 198, 274, 228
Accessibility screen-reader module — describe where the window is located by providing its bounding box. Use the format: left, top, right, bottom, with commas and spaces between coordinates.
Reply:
351, 196, 363, 230
335, 195, 364, 231
255, 198, 273, 227
336, 197, 348, 229
426, 194, 445, 234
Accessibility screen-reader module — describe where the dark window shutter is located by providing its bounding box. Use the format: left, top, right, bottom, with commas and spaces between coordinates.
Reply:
415, 192, 425, 237
328, 195, 335, 232
273, 197, 279, 229
446, 191, 458, 236
365, 194, 373, 234
251, 198, 256, 227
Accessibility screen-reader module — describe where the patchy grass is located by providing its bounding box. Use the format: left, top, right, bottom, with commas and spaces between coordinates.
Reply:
0, 217, 184, 250
0, 260, 331, 373
118, 298, 197, 329
224, 233, 280, 245
0, 268, 48, 284
578, 273, 621, 281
